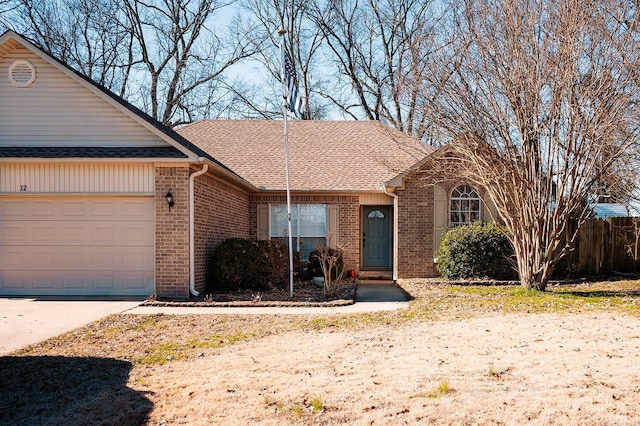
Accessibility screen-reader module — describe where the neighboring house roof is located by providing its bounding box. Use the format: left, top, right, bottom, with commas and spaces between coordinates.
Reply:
0, 31, 255, 189
177, 119, 432, 192
590, 203, 631, 218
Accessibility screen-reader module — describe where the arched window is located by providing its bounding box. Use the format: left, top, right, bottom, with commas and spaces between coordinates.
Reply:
367, 209, 385, 219
450, 184, 481, 226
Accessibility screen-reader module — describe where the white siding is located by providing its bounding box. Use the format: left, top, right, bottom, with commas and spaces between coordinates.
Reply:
0, 45, 168, 147
0, 163, 154, 194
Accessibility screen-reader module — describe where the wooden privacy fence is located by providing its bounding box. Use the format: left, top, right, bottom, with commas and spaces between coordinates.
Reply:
564, 217, 640, 276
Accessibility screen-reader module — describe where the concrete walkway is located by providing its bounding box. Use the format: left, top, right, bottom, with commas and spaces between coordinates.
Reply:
125, 280, 409, 315
355, 280, 409, 302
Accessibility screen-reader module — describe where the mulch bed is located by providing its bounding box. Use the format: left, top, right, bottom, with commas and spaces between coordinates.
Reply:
142, 279, 357, 307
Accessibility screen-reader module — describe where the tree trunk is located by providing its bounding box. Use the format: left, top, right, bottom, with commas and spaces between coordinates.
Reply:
513, 229, 554, 291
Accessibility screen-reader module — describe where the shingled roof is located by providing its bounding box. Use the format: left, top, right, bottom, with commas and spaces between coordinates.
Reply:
0, 146, 187, 158
177, 120, 432, 192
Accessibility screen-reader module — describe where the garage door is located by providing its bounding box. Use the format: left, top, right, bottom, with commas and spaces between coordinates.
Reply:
0, 196, 154, 296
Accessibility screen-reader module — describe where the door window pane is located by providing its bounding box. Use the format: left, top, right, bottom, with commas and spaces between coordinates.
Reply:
367, 209, 385, 219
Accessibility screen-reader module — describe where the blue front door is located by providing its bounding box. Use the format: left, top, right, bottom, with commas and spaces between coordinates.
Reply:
362, 206, 391, 268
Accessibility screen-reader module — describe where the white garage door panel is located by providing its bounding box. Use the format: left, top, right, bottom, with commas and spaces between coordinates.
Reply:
1, 245, 153, 270
33, 273, 56, 290
0, 272, 154, 294
0, 197, 154, 219
1, 221, 154, 246
0, 196, 154, 296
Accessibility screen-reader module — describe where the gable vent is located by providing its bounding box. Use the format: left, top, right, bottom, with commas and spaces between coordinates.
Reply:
9, 60, 36, 88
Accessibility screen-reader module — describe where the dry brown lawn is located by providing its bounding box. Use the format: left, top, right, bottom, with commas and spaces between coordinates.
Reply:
2, 280, 640, 425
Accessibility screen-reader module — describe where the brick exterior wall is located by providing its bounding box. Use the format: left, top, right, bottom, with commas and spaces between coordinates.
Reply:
249, 194, 361, 272
154, 161, 485, 291
193, 172, 250, 293
155, 166, 190, 298
395, 160, 489, 279
396, 175, 438, 278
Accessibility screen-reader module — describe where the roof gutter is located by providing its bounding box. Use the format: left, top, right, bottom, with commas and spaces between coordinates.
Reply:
201, 158, 257, 192
189, 161, 208, 296
382, 182, 398, 282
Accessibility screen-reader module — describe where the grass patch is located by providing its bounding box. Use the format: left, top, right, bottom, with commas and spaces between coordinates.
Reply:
428, 381, 454, 398
190, 331, 257, 349
410, 381, 455, 399
400, 280, 640, 320
129, 315, 167, 332
291, 403, 305, 418
263, 395, 325, 420
135, 342, 185, 365
307, 317, 330, 330
309, 396, 324, 413
411, 381, 455, 399
263, 396, 285, 412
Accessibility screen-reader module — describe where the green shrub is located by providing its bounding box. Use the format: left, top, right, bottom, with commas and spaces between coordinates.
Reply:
436, 222, 515, 280
210, 238, 295, 292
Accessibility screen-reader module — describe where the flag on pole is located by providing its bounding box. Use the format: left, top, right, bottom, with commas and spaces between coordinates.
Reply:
278, 29, 296, 297
281, 50, 303, 118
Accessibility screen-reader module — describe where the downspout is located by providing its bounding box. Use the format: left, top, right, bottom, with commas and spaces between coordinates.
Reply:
382, 182, 399, 282
189, 161, 208, 296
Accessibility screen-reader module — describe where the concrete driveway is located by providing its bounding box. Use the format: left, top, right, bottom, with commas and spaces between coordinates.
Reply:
0, 297, 142, 355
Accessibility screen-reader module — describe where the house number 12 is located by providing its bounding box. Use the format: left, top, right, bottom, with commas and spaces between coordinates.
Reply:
20, 185, 27, 192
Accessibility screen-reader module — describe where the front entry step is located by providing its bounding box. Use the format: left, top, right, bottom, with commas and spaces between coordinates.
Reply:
358, 270, 393, 280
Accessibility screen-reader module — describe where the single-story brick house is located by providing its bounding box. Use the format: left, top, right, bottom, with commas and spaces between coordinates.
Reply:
0, 30, 495, 298
178, 121, 497, 282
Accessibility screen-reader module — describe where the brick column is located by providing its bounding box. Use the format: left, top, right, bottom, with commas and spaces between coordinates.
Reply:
396, 177, 437, 278
155, 166, 190, 298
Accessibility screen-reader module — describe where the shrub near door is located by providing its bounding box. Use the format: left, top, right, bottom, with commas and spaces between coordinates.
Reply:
436, 222, 515, 280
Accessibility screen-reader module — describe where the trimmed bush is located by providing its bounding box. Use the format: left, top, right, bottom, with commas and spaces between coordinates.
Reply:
436, 222, 515, 280
210, 238, 295, 292
256, 240, 297, 290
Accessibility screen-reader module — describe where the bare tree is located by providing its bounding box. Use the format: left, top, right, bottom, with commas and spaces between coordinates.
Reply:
121, 0, 263, 126
226, 0, 326, 119
601, 0, 640, 209
423, 0, 640, 290
0, 1, 18, 30
311, 245, 345, 296
9, 0, 132, 93
625, 218, 640, 263
310, 0, 447, 138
